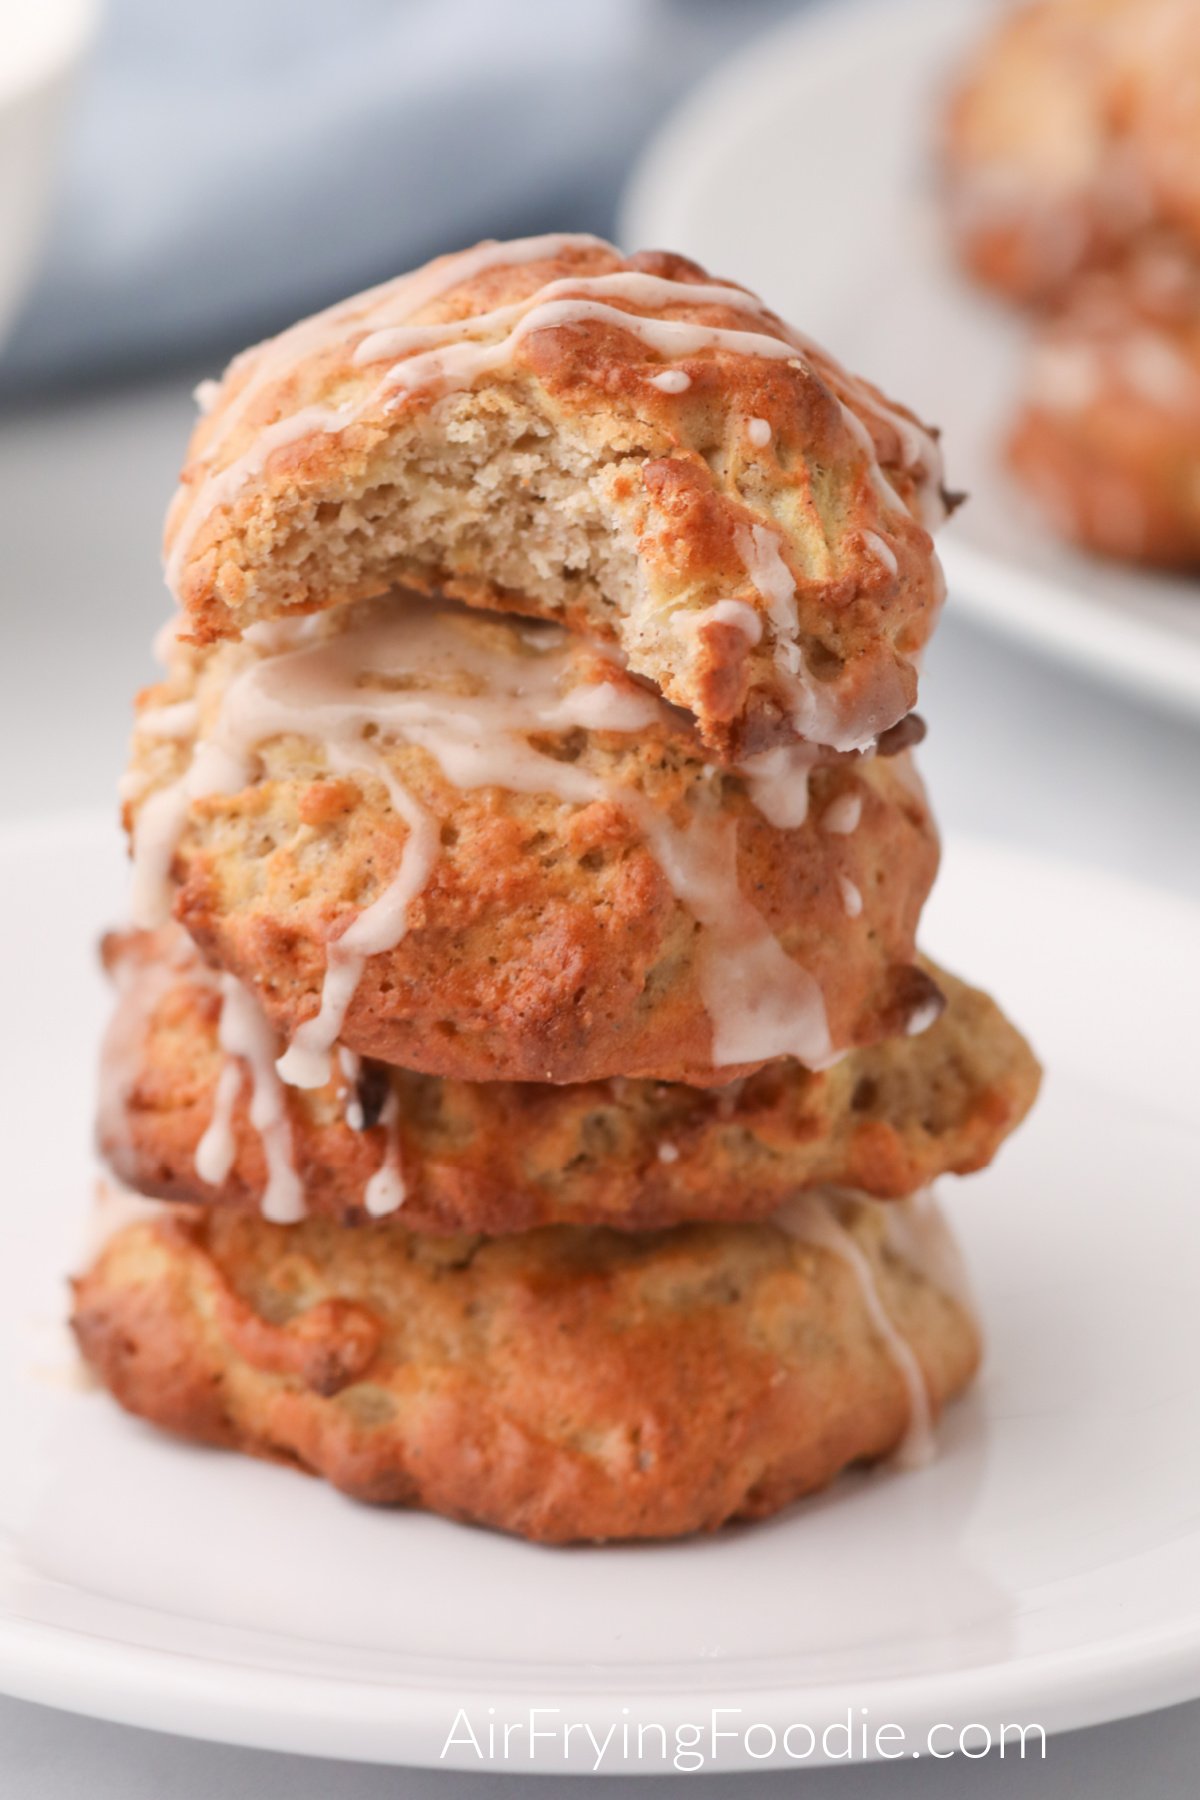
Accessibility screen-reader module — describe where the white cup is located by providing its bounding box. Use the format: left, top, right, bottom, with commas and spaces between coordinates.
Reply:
0, 0, 99, 348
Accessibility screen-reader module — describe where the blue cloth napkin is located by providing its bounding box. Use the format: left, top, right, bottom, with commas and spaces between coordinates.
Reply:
2, 0, 794, 390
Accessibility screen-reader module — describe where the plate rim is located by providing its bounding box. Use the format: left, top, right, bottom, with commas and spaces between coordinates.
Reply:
3, 1611, 1200, 1770
619, 0, 1200, 730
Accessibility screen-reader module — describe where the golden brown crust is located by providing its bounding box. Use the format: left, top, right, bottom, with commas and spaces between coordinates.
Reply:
98, 927, 1041, 1231
941, 0, 1200, 306
72, 1199, 981, 1543
1117, 4, 1200, 253
125, 599, 941, 1084
1007, 244, 1200, 566
164, 238, 948, 759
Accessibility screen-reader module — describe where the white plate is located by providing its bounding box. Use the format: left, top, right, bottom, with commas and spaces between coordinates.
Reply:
2, 818, 1199, 1771
621, 0, 1200, 726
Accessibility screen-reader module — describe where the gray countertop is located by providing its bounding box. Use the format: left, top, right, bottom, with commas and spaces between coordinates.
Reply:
3, 1689, 1199, 1797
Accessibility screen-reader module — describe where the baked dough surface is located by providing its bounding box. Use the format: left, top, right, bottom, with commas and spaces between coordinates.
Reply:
126, 597, 940, 1084
165, 238, 948, 759
73, 1196, 981, 1543
98, 928, 1039, 1232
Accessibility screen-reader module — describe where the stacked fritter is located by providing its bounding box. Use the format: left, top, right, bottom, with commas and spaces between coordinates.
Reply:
75, 236, 1040, 1543
942, 0, 1200, 568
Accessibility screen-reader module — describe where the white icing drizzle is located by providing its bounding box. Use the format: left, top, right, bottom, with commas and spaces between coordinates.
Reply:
128, 733, 265, 931
862, 530, 899, 577
883, 1188, 974, 1316
152, 614, 185, 664
194, 1058, 242, 1186
363, 1089, 407, 1217
96, 937, 191, 1167
117, 767, 150, 808
905, 994, 943, 1039
733, 522, 875, 753
129, 783, 193, 929
1035, 327, 1199, 418
135, 700, 199, 741
822, 791, 862, 835
676, 598, 764, 645
358, 269, 946, 543
135, 597, 838, 1078
776, 1192, 935, 1469
165, 232, 612, 589
338, 1046, 364, 1128
242, 613, 331, 655
1121, 331, 1200, 410
100, 930, 305, 1229
165, 242, 946, 632
275, 742, 439, 1089
736, 522, 799, 625
839, 404, 913, 519
352, 269, 783, 370
379, 296, 813, 401
637, 803, 833, 1069
162, 243, 948, 762
837, 874, 863, 919
179, 402, 359, 566
1033, 340, 1102, 414
736, 744, 816, 830
200, 974, 305, 1222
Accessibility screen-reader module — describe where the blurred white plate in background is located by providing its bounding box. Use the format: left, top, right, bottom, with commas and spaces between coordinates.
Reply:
622, 0, 1200, 726
1, 817, 1199, 1766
